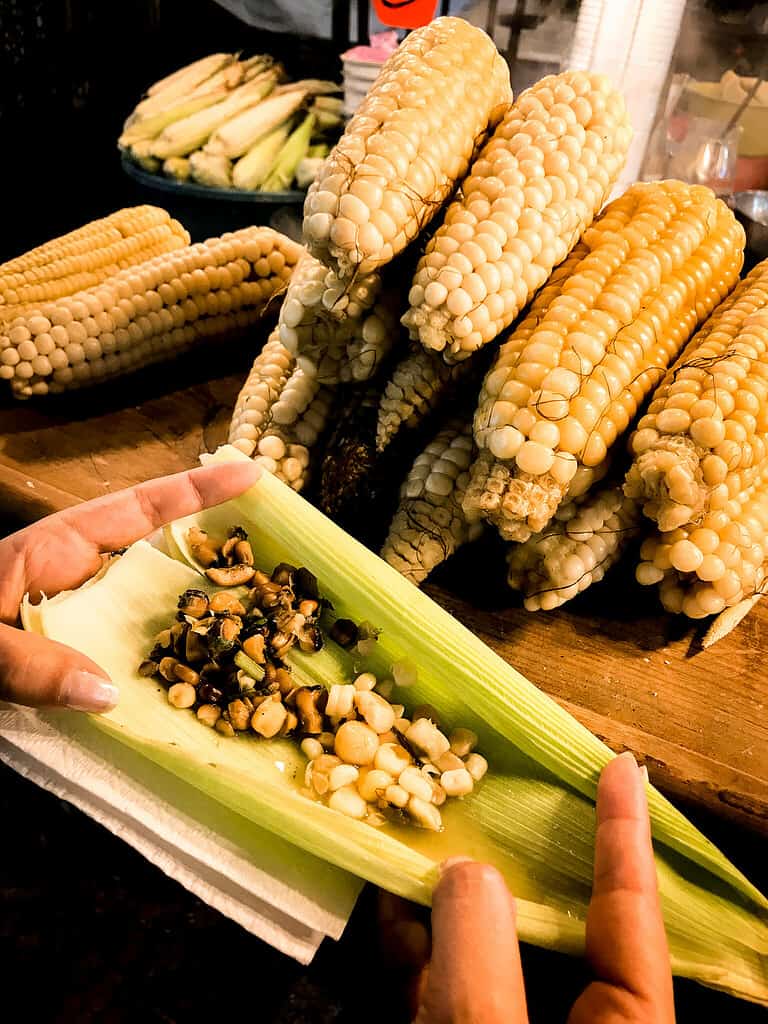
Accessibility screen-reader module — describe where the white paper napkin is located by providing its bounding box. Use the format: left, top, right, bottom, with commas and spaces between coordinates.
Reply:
0, 705, 363, 964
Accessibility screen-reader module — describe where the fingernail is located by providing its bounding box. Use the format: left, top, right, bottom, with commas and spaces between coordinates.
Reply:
639, 764, 649, 782
616, 750, 639, 768
60, 671, 119, 712
439, 856, 473, 876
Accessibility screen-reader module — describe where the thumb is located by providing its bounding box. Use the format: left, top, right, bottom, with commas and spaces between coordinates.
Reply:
0, 622, 118, 711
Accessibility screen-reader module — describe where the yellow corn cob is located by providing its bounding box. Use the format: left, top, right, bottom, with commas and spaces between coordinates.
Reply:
0, 207, 190, 312
625, 262, 768, 531
228, 329, 335, 492
507, 482, 643, 610
626, 260, 768, 619
128, 140, 162, 174
0, 228, 301, 398
402, 70, 632, 361
381, 421, 482, 584
302, 17, 511, 280
376, 345, 476, 452
463, 180, 744, 542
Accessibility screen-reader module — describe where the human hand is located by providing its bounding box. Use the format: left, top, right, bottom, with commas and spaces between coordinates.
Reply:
410, 751, 674, 1023
0, 461, 260, 712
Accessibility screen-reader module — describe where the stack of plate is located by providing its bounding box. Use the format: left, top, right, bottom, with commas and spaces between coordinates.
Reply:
341, 55, 386, 117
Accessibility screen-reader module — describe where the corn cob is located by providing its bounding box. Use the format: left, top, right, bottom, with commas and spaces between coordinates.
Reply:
0, 227, 302, 397
302, 17, 511, 280
463, 180, 744, 543
121, 57, 274, 147
232, 124, 292, 191
278, 250, 400, 384
376, 345, 477, 452
228, 330, 294, 454
136, 54, 235, 106
148, 71, 278, 159
506, 483, 643, 610
228, 330, 335, 491
382, 421, 482, 584
163, 157, 192, 182
625, 263, 768, 531
189, 150, 234, 188
626, 261, 768, 618
0, 207, 190, 312
204, 88, 308, 159
402, 70, 632, 361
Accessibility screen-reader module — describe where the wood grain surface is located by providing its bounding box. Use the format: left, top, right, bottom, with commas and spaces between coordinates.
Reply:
1, 356, 766, 833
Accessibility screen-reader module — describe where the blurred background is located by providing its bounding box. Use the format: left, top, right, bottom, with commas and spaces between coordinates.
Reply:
4, 0, 768, 260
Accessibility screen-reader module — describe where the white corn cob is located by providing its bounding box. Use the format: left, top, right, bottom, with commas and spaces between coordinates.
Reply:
506, 483, 643, 610
303, 17, 511, 280
228, 329, 334, 491
402, 70, 632, 361
381, 421, 482, 584
376, 345, 476, 452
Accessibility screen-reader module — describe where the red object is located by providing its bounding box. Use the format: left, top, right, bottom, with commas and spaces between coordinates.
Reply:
372, 0, 439, 30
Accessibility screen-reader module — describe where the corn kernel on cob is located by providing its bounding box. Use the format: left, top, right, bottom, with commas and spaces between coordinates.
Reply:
376, 345, 477, 452
625, 262, 768, 531
278, 250, 401, 384
303, 17, 511, 280
0, 207, 190, 312
228, 329, 335, 491
228, 330, 294, 453
402, 70, 632, 361
382, 422, 482, 584
0, 227, 301, 397
627, 260, 768, 618
463, 180, 744, 542
507, 483, 642, 610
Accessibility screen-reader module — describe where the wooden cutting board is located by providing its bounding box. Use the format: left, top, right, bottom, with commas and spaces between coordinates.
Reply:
1, 359, 766, 834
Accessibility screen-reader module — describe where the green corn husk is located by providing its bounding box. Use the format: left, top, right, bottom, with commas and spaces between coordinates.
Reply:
261, 114, 315, 192
23, 445, 768, 1005
127, 53, 237, 123
148, 72, 278, 160
205, 89, 308, 160
232, 122, 293, 190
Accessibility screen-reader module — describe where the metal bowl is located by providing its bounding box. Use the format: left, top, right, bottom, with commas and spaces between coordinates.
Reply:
729, 190, 768, 258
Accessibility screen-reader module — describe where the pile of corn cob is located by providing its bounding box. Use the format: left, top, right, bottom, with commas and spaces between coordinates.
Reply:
0, 209, 302, 397
229, 16, 768, 641
119, 53, 343, 192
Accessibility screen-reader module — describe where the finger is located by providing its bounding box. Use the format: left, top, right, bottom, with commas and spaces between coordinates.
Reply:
0, 462, 262, 618
57, 461, 261, 552
572, 752, 673, 1022
0, 623, 118, 711
415, 861, 528, 1024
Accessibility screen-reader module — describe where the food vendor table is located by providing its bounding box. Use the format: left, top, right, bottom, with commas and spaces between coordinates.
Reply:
1, 357, 766, 835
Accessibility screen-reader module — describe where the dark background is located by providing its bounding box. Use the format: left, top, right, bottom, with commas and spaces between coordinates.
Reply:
1, 1, 767, 1020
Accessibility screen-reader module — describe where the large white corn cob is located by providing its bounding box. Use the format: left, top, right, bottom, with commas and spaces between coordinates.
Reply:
463, 180, 744, 542
381, 422, 482, 584
402, 70, 632, 361
507, 483, 642, 610
627, 260, 768, 618
303, 17, 511, 280
0, 227, 302, 397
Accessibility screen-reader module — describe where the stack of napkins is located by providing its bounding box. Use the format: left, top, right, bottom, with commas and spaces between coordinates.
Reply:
0, 705, 363, 963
